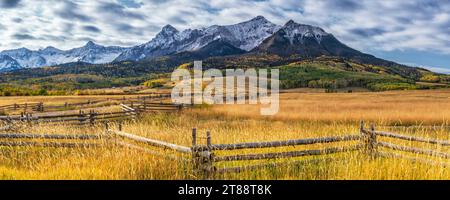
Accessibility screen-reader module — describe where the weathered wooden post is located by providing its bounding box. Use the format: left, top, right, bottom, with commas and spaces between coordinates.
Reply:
79, 110, 85, 125
191, 128, 199, 177
24, 103, 28, 112
14, 103, 17, 111
104, 122, 109, 132
118, 121, 123, 131
360, 121, 377, 158
104, 122, 115, 145
40, 102, 44, 112
202, 130, 214, 180
192, 127, 197, 147
89, 110, 96, 125
26, 113, 31, 124
360, 120, 368, 152
368, 123, 377, 158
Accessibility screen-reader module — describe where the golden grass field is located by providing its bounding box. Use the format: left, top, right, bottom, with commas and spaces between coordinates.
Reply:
1, 89, 450, 180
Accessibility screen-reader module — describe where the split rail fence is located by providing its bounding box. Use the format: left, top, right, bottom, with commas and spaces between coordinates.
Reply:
1, 121, 449, 179
0, 93, 172, 114
0, 99, 187, 127
0, 104, 139, 126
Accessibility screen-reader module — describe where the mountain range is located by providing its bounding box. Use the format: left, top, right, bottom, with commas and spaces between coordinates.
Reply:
0, 16, 410, 72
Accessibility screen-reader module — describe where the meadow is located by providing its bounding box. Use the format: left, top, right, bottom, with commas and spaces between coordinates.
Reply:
1, 89, 450, 180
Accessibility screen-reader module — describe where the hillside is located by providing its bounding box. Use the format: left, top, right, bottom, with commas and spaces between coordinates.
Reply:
0, 16, 449, 96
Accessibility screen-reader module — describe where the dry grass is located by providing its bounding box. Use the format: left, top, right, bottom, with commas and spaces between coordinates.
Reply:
1, 89, 450, 180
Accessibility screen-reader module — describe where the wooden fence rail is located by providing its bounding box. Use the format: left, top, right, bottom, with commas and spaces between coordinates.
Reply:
213, 145, 363, 162
110, 130, 192, 154
1, 121, 450, 179
373, 131, 450, 146
360, 122, 450, 168
0, 133, 101, 140
0, 92, 173, 114
195, 135, 362, 151
0, 110, 137, 126
376, 141, 450, 159
0, 141, 100, 148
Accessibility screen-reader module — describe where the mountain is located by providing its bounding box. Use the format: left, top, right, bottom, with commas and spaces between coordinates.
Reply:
252, 20, 424, 78
0, 48, 47, 68
114, 16, 280, 62
0, 55, 22, 71
254, 20, 374, 58
138, 39, 247, 68
0, 41, 128, 71
0, 16, 446, 88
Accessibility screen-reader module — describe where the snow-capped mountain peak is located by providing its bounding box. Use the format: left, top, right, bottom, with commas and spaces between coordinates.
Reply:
84, 41, 99, 48
160, 25, 179, 35
0, 41, 130, 71
0, 55, 22, 71
1, 16, 337, 72
38, 46, 64, 55
282, 20, 329, 44
114, 16, 281, 61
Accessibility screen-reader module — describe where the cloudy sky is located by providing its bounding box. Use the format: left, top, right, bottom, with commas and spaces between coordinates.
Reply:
0, 0, 449, 73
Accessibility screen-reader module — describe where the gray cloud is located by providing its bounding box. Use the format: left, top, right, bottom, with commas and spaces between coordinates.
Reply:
12, 17, 22, 23
82, 25, 101, 33
350, 28, 386, 37
0, 0, 448, 58
55, 1, 91, 22
96, 2, 145, 20
325, 0, 362, 11
12, 33, 37, 40
0, 0, 20, 8
118, 0, 143, 8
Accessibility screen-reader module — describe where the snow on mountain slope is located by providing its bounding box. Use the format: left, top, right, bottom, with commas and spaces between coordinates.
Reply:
114, 16, 280, 61
0, 41, 128, 70
0, 48, 46, 68
281, 20, 330, 44
0, 16, 341, 71
0, 55, 22, 72
224, 16, 281, 51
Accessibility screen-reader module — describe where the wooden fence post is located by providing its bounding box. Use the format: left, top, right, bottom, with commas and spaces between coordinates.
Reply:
360, 120, 369, 153
192, 128, 197, 147
360, 121, 377, 158
89, 110, 96, 125
79, 110, 85, 124
368, 123, 377, 158
104, 122, 109, 132
26, 113, 32, 125
191, 128, 200, 178
202, 130, 214, 180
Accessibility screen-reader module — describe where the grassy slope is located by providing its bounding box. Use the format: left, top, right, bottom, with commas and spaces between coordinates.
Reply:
0, 55, 449, 95
1, 90, 450, 179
